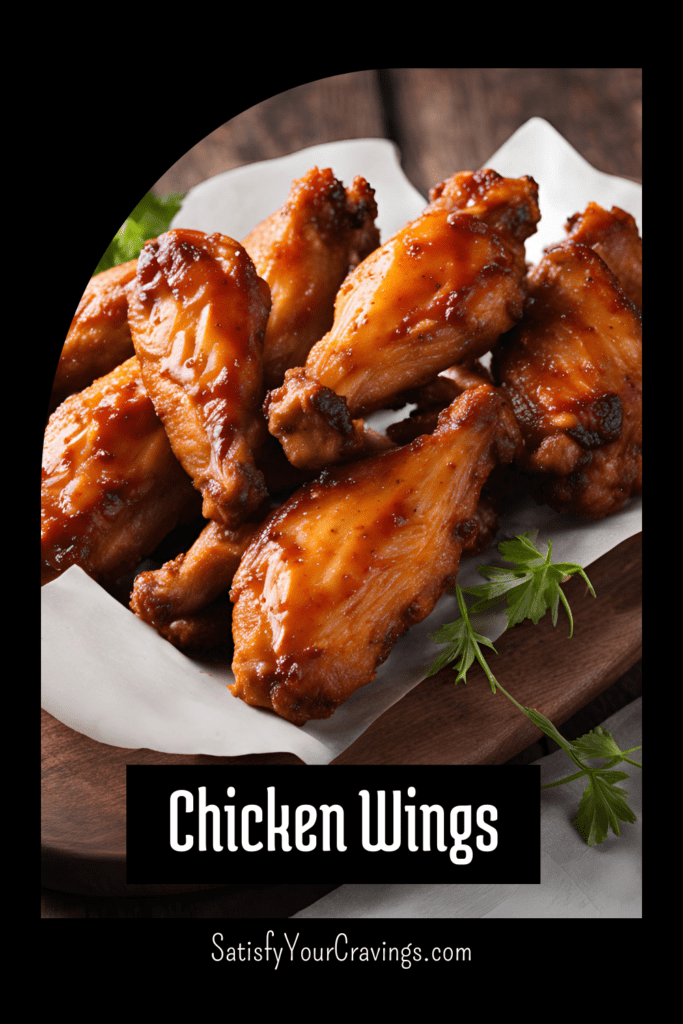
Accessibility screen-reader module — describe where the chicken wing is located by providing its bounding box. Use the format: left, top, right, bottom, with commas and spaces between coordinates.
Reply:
564, 202, 642, 310
152, 597, 235, 652
130, 518, 258, 649
49, 259, 137, 413
41, 357, 199, 586
243, 167, 379, 389
230, 384, 522, 724
128, 229, 272, 528
50, 169, 379, 417
492, 241, 642, 518
125, 181, 379, 645
266, 169, 539, 471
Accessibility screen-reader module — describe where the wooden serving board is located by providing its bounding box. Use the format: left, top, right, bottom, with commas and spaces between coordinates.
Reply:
41, 533, 641, 895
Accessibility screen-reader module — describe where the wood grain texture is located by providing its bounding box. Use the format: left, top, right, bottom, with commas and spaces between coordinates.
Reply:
152, 71, 386, 195
43, 68, 642, 911
153, 69, 642, 199
383, 68, 642, 195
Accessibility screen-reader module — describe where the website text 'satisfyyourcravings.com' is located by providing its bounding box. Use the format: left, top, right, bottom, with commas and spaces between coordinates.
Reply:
211, 930, 471, 969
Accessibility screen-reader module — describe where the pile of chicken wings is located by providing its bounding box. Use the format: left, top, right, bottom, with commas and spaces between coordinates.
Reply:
42, 165, 642, 725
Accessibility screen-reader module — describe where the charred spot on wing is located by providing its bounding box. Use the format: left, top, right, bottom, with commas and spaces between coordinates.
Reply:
567, 392, 623, 449
310, 384, 355, 434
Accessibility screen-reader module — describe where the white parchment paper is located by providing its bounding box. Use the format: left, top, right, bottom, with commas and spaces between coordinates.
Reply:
41, 119, 642, 763
293, 699, 642, 918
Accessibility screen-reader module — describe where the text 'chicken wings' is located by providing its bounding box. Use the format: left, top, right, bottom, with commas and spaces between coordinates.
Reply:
230, 384, 522, 724
128, 229, 272, 529
266, 169, 539, 471
41, 356, 199, 586
492, 241, 642, 518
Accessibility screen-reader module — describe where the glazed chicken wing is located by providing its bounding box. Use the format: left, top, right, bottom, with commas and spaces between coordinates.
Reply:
125, 182, 379, 647
128, 229, 271, 528
49, 259, 137, 413
130, 518, 258, 649
266, 169, 539, 471
50, 169, 379, 418
564, 202, 642, 310
41, 356, 199, 586
492, 241, 642, 518
230, 384, 522, 724
243, 167, 379, 389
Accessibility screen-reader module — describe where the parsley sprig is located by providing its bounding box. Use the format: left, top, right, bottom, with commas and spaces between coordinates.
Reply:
428, 532, 642, 845
463, 531, 595, 635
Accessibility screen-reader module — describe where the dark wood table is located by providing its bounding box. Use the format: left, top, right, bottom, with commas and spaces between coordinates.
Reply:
42, 68, 642, 918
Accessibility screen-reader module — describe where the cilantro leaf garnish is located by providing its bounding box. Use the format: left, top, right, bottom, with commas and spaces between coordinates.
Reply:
428, 533, 641, 845
94, 190, 185, 275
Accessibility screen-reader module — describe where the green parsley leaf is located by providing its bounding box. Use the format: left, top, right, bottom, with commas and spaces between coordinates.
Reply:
495, 686, 641, 846
428, 535, 640, 845
570, 725, 642, 765
573, 771, 637, 846
464, 531, 596, 637
428, 585, 499, 690
94, 191, 185, 275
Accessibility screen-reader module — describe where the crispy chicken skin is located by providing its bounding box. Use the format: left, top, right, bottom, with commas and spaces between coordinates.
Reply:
266, 169, 539, 471
426, 168, 540, 239
41, 357, 199, 586
128, 229, 272, 528
265, 367, 397, 469
492, 241, 642, 518
230, 385, 522, 724
243, 167, 379, 389
130, 519, 257, 649
564, 202, 642, 310
49, 260, 137, 413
